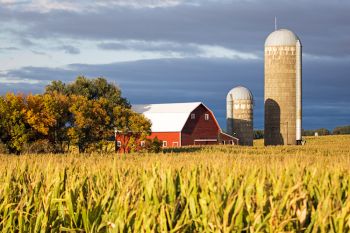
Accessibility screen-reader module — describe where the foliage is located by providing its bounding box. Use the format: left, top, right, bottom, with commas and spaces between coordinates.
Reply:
68, 96, 112, 153
0, 93, 30, 153
42, 92, 71, 152
25, 94, 56, 136
45, 76, 130, 107
302, 126, 350, 137
44, 80, 68, 95
0, 135, 349, 231
333, 125, 350, 135
22, 139, 55, 154
254, 130, 264, 139
113, 106, 151, 153
143, 137, 163, 153
0, 77, 151, 154
0, 142, 8, 154
303, 128, 331, 136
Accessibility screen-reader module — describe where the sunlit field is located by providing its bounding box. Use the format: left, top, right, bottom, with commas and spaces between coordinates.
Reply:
1, 135, 350, 232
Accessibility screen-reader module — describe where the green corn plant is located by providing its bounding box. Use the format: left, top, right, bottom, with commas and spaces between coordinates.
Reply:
0, 135, 349, 232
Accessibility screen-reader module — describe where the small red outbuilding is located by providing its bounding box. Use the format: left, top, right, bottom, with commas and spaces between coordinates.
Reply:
119, 102, 238, 149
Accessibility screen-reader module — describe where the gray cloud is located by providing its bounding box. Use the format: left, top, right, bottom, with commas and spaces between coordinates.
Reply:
2, 56, 349, 130
0, 47, 19, 51
30, 50, 47, 55
59, 45, 80, 54
1, 0, 350, 57
98, 41, 201, 54
0, 0, 349, 131
19, 38, 36, 46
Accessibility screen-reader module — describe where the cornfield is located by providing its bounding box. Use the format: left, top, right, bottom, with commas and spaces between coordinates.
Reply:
1, 135, 350, 232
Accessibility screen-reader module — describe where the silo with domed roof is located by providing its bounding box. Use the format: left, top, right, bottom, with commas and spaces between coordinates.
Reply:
227, 86, 254, 146
264, 29, 302, 146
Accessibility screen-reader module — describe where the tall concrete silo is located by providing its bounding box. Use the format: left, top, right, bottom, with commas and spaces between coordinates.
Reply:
264, 29, 302, 146
227, 86, 254, 146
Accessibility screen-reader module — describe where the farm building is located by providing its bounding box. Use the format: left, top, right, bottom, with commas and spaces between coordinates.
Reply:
264, 29, 302, 145
116, 102, 238, 152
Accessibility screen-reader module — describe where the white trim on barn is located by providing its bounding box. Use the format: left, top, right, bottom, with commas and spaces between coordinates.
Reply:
133, 102, 237, 146
220, 132, 240, 142
194, 139, 218, 142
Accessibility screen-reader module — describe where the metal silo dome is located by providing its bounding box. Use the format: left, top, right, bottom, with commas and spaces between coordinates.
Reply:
227, 86, 253, 101
226, 85, 254, 146
264, 28, 303, 146
265, 29, 300, 46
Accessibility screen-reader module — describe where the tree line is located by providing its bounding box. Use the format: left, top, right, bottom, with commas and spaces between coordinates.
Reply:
302, 126, 350, 136
0, 77, 152, 154
254, 126, 350, 139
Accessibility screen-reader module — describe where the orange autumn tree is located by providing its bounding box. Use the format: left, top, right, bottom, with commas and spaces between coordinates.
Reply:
0, 77, 151, 154
26, 94, 56, 136
46, 76, 150, 153
0, 93, 29, 153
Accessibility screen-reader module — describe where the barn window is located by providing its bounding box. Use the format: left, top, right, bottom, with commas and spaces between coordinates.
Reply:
117, 141, 121, 147
173, 142, 178, 147
140, 141, 145, 147
191, 113, 195, 119
205, 114, 209, 120
163, 141, 168, 147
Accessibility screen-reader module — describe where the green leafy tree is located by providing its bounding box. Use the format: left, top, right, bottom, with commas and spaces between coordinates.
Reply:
45, 80, 68, 95
333, 125, 350, 135
303, 128, 331, 136
254, 130, 264, 139
68, 95, 111, 153
316, 128, 331, 136
42, 92, 71, 152
46, 76, 130, 107
143, 137, 163, 153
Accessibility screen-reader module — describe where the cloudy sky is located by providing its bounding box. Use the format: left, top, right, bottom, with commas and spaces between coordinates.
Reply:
0, 0, 349, 130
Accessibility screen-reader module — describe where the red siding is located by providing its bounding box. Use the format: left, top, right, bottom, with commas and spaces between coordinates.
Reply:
115, 103, 238, 152
147, 132, 181, 148
116, 132, 180, 152
181, 104, 221, 146
219, 132, 240, 145
116, 133, 141, 153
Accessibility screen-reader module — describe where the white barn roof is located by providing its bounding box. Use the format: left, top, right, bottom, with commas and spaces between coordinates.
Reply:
132, 102, 206, 132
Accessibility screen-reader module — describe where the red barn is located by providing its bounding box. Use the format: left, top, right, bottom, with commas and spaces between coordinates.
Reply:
125, 102, 238, 149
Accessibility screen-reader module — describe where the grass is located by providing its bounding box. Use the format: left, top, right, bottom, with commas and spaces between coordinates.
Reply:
0, 135, 350, 232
